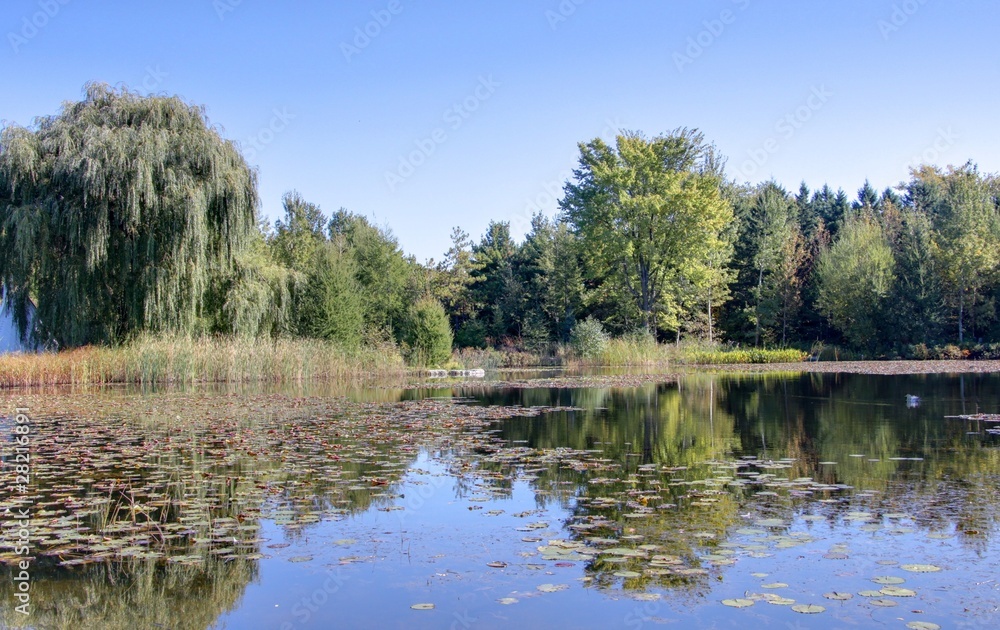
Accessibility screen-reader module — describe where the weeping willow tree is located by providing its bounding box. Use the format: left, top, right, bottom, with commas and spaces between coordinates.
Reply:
0, 82, 258, 347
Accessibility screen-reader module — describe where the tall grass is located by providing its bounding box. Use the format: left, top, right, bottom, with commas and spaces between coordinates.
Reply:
0, 334, 405, 388
680, 346, 809, 365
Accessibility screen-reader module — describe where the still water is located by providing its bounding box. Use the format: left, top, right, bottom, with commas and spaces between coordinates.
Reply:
1, 371, 998, 629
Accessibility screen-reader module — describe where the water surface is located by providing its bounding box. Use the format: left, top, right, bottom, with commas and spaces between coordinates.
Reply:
1, 371, 998, 629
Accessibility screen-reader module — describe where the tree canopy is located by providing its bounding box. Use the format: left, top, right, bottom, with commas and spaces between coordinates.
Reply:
0, 83, 257, 346
560, 129, 733, 334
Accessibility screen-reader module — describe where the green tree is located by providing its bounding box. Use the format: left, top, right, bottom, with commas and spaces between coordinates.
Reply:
402, 297, 454, 366
297, 243, 365, 347
913, 164, 1000, 343
539, 222, 584, 341
270, 191, 328, 274
433, 227, 481, 333
0, 83, 257, 346
561, 129, 733, 334
816, 213, 896, 350
329, 210, 415, 337
746, 183, 802, 346
208, 221, 304, 337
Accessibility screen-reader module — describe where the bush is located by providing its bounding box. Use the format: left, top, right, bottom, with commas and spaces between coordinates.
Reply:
936, 344, 964, 360
570, 317, 609, 359
402, 298, 454, 367
908, 343, 932, 360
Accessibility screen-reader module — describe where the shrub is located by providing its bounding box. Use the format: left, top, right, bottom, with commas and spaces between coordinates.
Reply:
936, 344, 964, 360
570, 317, 609, 359
402, 298, 454, 367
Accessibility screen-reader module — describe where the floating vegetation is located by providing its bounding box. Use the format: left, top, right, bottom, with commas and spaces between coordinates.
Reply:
0, 371, 996, 629
901, 564, 942, 573
0, 393, 581, 570
791, 604, 825, 614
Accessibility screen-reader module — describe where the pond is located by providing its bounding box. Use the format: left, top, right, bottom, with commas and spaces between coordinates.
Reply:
1, 370, 999, 629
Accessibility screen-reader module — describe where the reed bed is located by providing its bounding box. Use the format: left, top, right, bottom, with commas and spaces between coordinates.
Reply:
0, 335, 405, 388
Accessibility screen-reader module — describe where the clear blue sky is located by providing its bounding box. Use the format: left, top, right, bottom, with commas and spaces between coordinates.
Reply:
3, 0, 998, 262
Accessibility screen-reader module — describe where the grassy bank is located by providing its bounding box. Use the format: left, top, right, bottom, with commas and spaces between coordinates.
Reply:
0, 335, 405, 388
452, 340, 807, 369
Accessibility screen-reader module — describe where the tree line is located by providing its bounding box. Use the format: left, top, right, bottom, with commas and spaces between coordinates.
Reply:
2, 84, 998, 361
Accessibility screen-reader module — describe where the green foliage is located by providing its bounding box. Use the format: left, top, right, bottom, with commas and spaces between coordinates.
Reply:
0, 83, 257, 347
270, 191, 328, 274
683, 347, 808, 364
297, 243, 366, 348
402, 298, 453, 366
561, 129, 733, 334
570, 317, 609, 359
816, 213, 895, 350
208, 225, 304, 337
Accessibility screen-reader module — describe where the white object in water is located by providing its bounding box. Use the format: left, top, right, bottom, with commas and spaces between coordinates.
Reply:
905, 395, 921, 408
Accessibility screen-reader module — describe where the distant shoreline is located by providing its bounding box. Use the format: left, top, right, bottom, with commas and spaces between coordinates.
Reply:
692, 360, 1000, 375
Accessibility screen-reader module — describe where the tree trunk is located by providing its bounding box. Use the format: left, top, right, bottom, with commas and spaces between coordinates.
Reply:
707, 286, 714, 344
958, 285, 965, 344
755, 266, 764, 347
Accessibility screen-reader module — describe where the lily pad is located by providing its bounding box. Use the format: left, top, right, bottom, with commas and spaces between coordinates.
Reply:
791, 604, 825, 614
823, 592, 853, 600
901, 564, 942, 573
868, 598, 898, 607
871, 576, 905, 585
880, 587, 916, 597
537, 583, 569, 593
721, 598, 754, 608
410, 603, 435, 610
906, 623, 941, 630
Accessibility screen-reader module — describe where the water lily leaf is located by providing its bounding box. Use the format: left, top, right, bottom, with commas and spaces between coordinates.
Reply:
537, 583, 569, 593
858, 590, 883, 597
497, 598, 518, 605
410, 603, 435, 610
901, 564, 941, 573
721, 598, 754, 608
766, 597, 795, 605
880, 587, 916, 597
872, 576, 905, 585
905, 623, 940, 630
613, 570, 642, 579
791, 604, 825, 614
868, 598, 898, 607
761, 582, 788, 589
823, 592, 853, 600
